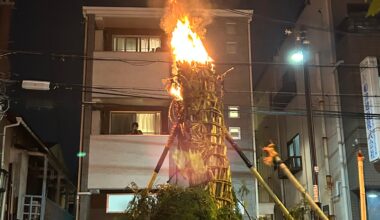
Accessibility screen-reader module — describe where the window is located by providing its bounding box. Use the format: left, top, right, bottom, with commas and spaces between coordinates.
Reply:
229, 127, 241, 140
228, 106, 240, 118
287, 134, 301, 169
106, 194, 134, 213
287, 134, 300, 157
226, 42, 237, 54
367, 191, 380, 220
112, 36, 161, 52
109, 111, 161, 134
226, 22, 237, 35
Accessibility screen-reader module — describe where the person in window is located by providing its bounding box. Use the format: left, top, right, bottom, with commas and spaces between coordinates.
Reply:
130, 122, 143, 135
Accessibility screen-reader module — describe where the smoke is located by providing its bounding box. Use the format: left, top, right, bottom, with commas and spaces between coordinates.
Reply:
160, 0, 214, 38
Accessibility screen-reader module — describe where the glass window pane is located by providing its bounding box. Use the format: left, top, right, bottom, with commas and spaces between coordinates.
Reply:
136, 113, 156, 134
229, 127, 241, 140
116, 38, 125, 52
288, 143, 294, 156
228, 106, 240, 118
107, 194, 134, 213
140, 37, 149, 52
294, 135, 300, 156
226, 42, 237, 54
149, 37, 161, 52
110, 112, 135, 134
126, 37, 137, 52
226, 23, 236, 35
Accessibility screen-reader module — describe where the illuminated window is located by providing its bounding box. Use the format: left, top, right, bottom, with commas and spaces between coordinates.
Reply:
226, 42, 237, 54
106, 194, 134, 213
228, 106, 240, 118
112, 36, 161, 52
226, 22, 236, 35
229, 127, 241, 140
109, 111, 161, 135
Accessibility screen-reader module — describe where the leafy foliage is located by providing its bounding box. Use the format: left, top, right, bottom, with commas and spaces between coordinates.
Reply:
118, 184, 242, 220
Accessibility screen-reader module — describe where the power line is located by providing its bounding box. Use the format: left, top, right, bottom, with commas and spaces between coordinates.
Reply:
1, 49, 378, 69
224, 9, 380, 37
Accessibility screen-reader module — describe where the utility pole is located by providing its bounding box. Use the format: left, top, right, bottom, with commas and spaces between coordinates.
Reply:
299, 31, 320, 209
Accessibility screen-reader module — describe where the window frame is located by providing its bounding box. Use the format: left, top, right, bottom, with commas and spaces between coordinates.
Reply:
229, 127, 241, 140
106, 193, 135, 213
226, 41, 237, 54
287, 134, 300, 157
112, 35, 161, 52
109, 110, 162, 135
228, 106, 240, 118
226, 22, 237, 35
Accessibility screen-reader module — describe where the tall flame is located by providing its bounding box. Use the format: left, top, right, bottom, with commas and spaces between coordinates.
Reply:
171, 17, 213, 64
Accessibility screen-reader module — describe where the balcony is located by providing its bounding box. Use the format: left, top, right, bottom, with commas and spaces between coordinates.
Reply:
337, 4, 380, 33
88, 134, 170, 189
92, 51, 171, 98
278, 156, 302, 179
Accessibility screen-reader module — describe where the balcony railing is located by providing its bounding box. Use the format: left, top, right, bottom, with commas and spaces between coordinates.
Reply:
88, 134, 170, 189
23, 195, 43, 220
278, 156, 302, 179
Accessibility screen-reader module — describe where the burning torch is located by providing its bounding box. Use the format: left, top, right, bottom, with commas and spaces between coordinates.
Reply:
262, 143, 328, 220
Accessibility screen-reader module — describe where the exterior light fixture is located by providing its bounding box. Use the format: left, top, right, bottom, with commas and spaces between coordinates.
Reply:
289, 50, 304, 64
367, 193, 378, 198
22, 80, 50, 91
77, 151, 87, 158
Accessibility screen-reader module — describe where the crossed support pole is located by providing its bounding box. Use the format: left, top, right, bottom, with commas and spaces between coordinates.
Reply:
147, 122, 179, 189
263, 143, 329, 220
146, 123, 294, 220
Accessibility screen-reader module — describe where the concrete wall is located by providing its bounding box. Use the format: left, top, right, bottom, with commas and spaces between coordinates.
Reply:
88, 134, 170, 189
92, 51, 170, 98
45, 198, 74, 220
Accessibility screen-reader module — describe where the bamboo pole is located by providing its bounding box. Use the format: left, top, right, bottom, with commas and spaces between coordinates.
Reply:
147, 123, 179, 189
263, 143, 328, 220
225, 132, 294, 220
357, 150, 367, 220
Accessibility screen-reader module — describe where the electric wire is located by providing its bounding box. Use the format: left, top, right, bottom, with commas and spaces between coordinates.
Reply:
1, 49, 378, 69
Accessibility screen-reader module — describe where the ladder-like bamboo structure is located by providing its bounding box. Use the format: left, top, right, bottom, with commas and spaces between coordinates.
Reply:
172, 62, 233, 207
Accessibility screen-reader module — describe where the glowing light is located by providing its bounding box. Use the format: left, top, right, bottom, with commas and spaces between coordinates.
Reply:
169, 83, 183, 101
289, 50, 304, 63
77, 151, 87, 158
368, 193, 378, 198
171, 17, 213, 64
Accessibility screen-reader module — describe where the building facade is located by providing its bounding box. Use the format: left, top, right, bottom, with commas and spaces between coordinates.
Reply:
255, 0, 380, 219
0, 117, 76, 220
332, 1, 380, 220
79, 5, 258, 220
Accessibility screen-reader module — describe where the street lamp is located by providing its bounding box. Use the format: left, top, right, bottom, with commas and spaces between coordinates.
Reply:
289, 34, 321, 216
289, 50, 304, 64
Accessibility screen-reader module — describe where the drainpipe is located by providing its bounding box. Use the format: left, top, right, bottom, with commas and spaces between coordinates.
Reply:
0, 118, 22, 220
247, 13, 259, 218
319, 100, 333, 213
76, 12, 89, 220
332, 61, 352, 220
315, 53, 334, 215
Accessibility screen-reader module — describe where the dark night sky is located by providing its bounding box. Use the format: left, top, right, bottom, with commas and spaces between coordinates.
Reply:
9, 0, 304, 180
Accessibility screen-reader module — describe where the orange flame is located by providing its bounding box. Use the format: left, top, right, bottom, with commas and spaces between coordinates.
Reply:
171, 16, 213, 64
169, 83, 183, 101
